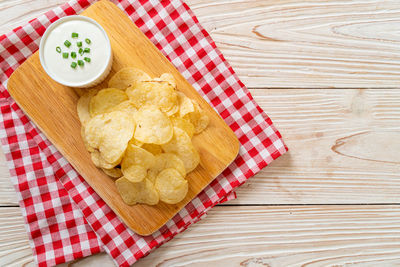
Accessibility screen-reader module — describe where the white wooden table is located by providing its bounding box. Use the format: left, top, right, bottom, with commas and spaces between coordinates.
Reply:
1, 0, 400, 266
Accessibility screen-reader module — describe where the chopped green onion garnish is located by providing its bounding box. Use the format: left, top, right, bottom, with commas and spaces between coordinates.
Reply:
56, 46, 61, 53
77, 41, 82, 47
71, 62, 77, 69
62, 52, 69, 59
84, 57, 91, 62
71, 52, 77, 59
78, 60, 84, 66
85, 38, 91, 44
64, 40, 71, 48
84, 48, 90, 53
72, 32, 78, 38
79, 48, 83, 55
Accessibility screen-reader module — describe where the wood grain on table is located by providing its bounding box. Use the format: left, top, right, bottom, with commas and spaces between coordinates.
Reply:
1, 0, 399, 266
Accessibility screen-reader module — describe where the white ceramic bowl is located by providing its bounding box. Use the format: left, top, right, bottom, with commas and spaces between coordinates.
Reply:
39, 15, 112, 88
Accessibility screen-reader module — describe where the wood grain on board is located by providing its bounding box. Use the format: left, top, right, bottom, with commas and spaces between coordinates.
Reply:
6, 0, 239, 235
2, 206, 400, 266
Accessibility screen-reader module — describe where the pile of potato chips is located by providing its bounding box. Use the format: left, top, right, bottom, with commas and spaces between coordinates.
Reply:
77, 68, 209, 205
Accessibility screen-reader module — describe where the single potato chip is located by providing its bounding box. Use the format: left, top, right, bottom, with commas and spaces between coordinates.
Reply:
102, 167, 122, 178
177, 92, 194, 118
91, 150, 119, 169
153, 73, 177, 88
73, 87, 87, 97
155, 168, 188, 204
84, 115, 105, 149
161, 127, 200, 173
141, 143, 163, 155
110, 100, 137, 114
85, 110, 135, 164
77, 89, 98, 125
134, 105, 173, 145
89, 88, 128, 116
127, 81, 178, 113
171, 116, 195, 138
108, 68, 151, 90
81, 125, 94, 152
115, 177, 159, 205
121, 144, 155, 182
185, 101, 209, 134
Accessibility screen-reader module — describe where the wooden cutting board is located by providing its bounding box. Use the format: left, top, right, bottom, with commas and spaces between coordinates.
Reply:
7, 0, 239, 235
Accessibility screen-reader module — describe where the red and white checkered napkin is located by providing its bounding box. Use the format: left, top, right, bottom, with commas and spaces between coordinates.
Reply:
0, 0, 287, 266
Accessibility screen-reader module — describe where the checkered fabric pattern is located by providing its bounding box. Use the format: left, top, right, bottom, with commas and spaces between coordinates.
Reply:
0, 0, 287, 266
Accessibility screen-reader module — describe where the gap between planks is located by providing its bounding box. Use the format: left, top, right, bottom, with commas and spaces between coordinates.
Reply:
3, 203, 400, 208
3, 205, 400, 267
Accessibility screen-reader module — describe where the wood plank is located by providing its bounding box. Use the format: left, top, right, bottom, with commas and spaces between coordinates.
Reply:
1, 88, 399, 205
188, 0, 400, 88
0, 0, 65, 34
231, 88, 400, 204
2, 0, 400, 88
2, 205, 400, 266
0, 149, 16, 205
0, 207, 34, 267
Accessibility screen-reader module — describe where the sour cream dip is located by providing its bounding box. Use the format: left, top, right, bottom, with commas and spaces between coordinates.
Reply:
39, 16, 112, 88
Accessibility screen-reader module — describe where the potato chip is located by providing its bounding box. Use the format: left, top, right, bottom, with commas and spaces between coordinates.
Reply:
155, 168, 188, 204
165, 104, 179, 117
154, 73, 176, 88
81, 125, 94, 152
185, 101, 209, 134
85, 110, 135, 164
89, 88, 128, 116
147, 170, 157, 183
147, 151, 184, 183
129, 138, 143, 147
84, 115, 105, 149
91, 150, 119, 169
102, 167, 122, 178
77, 89, 98, 125
134, 105, 173, 145
110, 100, 137, 114
126, 81, 178, 113
152, 153, 186, 177
177, 92, 194, 118
170, 116, 195, 138
122, 165, 147, 183
141, 143, 162, 155
121, 144, 155, 182
108, 67, 151, 90
79, 68, 206, 206
161, 127, 200, 173
116, 177, 159, 205
73, 88, 87, 97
